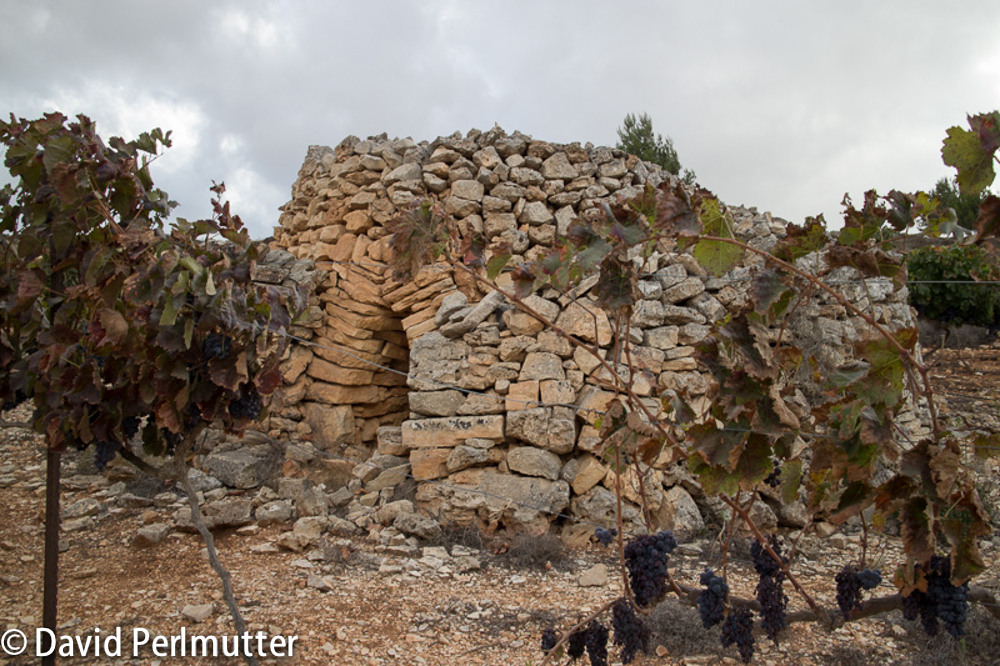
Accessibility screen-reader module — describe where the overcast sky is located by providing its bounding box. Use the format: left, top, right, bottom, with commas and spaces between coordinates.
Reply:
2, 1, 998, 238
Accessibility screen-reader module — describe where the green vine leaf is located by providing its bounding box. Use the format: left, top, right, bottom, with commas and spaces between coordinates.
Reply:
779, 459, 803, 505
693, 198, 744, 276
942, 112, 1000, 195
486, 252, 511, 281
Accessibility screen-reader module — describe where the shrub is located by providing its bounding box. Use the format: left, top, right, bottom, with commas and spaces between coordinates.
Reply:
907, 244, 1000, 327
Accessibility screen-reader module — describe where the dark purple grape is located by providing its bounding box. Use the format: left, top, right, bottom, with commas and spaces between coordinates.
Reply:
584, 620, 609, 666
624, 532, 677, 607
720, 607, 755, 664
540, 627, 557, 653
93, 440, 119, 471
202, 332, 231, 361
122, 415, 140, 439
567, 627, 587, 659
229, 385, 262, 421
756, 571, 787, 644
764, 459, 782, 488
594, 527, 618, 547
697, 569, 728, 629
750, 535, 785, 579
856, 568, 882, 591
611, 598, 649, 664
835, 565, 863, 620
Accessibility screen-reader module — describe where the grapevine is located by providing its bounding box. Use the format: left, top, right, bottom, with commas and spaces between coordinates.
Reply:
0, 112, 301, 666
415, 110, 1000, 666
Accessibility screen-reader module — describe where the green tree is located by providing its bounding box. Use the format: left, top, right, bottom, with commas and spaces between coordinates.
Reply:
616, 112, 696, 185
932, 176, 987, 229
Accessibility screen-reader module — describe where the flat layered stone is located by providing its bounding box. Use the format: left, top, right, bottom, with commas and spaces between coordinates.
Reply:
401, 415, 505, 449
506, 446, 562, 480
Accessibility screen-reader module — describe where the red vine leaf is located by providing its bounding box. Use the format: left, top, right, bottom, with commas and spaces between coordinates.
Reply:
973, 194, 1000, 243
652, 181, 700, 236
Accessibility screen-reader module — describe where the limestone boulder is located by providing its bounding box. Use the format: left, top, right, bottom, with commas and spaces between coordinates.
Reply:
506, 446, 562, 481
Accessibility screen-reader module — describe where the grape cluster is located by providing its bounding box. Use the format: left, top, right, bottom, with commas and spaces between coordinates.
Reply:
835, 565, 860, 620
202, 332, 232, 361
750, 535, 785, 578
835, 566, 881, 621
229, 385, 262, 421
93, 440, 120, 471
540, 627, 557, 653
756, 572, 787, 643
857, 568, 882, 590
122, 415, 140, 440
567, 626, 587, 660
611, 598, 649, 664
623, 531, 678, 607
751, 536, 787, 644
594, 527, 618, 547
720, 606, 755, 664
764, 459, 782, 488
697, 569, 728, 629
903, 556, 969, 638
584, 620, 609, 666
932, 576, 969, 637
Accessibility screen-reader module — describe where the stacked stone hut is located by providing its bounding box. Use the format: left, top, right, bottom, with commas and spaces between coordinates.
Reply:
264, 126, 925, 541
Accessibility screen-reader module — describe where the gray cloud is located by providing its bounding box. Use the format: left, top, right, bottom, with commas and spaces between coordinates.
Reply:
2, 1, 999, 237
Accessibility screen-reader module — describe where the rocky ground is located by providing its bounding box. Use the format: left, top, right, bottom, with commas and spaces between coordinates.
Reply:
1, 341, 1000, 665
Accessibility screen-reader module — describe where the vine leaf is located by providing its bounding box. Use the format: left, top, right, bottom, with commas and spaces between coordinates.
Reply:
779, 459, 803, 505
594, 254, 636, 312
940, 486, 990, 584
652, 181, 700, 236
688, 454, 739, 496
899, 497, 935, 564
734, 432, 772, 489
928, 441, 962, 500
773, 219, 827, 262
749, 270, 788, 315
973, 194, 1000, 242
942, 112, 1000, 195
486, 252, 511, 281
854, 336, 906, 407
693, 198, 744, 276
97, 309, 128, 345
689, 422, 744, 469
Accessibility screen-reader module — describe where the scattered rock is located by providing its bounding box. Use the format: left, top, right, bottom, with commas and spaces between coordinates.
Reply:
181, 604, 213, 623
578, 563, 608, 587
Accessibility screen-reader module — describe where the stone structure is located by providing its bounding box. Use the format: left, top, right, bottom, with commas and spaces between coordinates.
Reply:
266, 127, 926, 540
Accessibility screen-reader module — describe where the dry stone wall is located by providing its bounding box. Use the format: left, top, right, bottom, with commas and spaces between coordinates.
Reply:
269, 126, 927, 541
